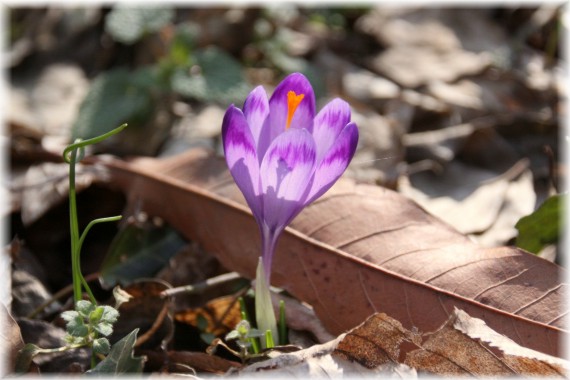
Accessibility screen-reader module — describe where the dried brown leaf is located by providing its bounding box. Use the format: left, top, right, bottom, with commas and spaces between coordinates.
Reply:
174, 294, 241, 337
239, 309, 567, 377
169, 350, 241, 374
1, 304, 30, 376
98, 149, 567, 357
406, 308, 568, 377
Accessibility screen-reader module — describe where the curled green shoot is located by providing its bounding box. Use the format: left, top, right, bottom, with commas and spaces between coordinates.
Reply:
63, 123, 127, 304
63, 123, 128, 164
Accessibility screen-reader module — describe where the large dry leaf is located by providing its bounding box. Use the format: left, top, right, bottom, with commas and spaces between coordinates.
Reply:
236, 308, 567, 377
96, 149, 567, 357
404, 308, 568, 376
1, 304, 29, 376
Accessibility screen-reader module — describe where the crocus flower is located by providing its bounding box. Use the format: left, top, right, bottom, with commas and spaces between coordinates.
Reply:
222, 72, 358, 283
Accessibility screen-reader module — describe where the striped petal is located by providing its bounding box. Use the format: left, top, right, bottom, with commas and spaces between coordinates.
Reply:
260, 128, 316, 230
258, 73, 316, 160
222, 105, 262, 222
312, 98, 351, 163
243, 85, 269, 150
305, 122, 359, 204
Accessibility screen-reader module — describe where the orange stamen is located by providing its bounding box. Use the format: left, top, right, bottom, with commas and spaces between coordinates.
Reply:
286, 91, 304, 129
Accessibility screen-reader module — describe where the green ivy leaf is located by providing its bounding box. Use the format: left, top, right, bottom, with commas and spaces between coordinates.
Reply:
92, 338, 111, 356
171, 46, 251, 104
515, 194, 565, 254
87, 329, 144, 375
105, 5, 174, 44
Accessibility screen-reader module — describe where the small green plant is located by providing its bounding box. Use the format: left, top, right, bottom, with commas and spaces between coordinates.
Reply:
223, 292, 288, 364
224, 320, 265, 363
60, 300, 118, 357
223, 296, 288, 364
16, 124, 138, 373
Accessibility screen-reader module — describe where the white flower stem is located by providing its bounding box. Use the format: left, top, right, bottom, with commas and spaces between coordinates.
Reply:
255, 257, 278, 349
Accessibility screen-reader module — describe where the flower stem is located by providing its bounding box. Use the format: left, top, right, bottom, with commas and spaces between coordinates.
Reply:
260, 224, 280, 284
255, 257, 278, 349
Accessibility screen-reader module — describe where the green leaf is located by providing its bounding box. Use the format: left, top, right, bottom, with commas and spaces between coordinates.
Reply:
61, 310, 80, 322
265, 329, 275, 349
105, 5, 174, 44
65, 314, 89, 337
171, 46, 251, 104
72, 67, 154, 141
225, 330, 240, 341
100, 223, 185, 288
236, 319, 250, 337
196, 314, 209, 331
65, 334, 86, 345
515, 194, 565, 254
94, 322, 114, 337
87, 329, 144, 375
15, 344, 42, 373
92, 338, 111, 355
76, 300, 96, 317
89, 307, 104, 324
200, 332, 216, 345
100, 306, 120, 324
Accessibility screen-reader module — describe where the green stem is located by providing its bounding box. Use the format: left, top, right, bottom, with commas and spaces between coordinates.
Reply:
77, 217, 122, 304
278, 300, 287, 345
37, 343, 87, 355
78, 216, 123, 251
265, 330, 274, 349
68, 146, 82, 303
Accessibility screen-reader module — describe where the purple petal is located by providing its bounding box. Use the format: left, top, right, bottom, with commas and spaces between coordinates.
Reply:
258, 73, 316, 160
305, 122, 358, 204
260, 128, 316, 230
312, 98, 351, 163
222, 105, 263, 221
243, 85, 269, 149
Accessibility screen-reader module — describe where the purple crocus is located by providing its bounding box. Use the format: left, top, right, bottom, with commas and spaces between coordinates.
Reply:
222, 72, 358, 283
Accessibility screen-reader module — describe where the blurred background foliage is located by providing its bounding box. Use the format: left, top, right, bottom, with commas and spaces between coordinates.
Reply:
8, 4, 565, 262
